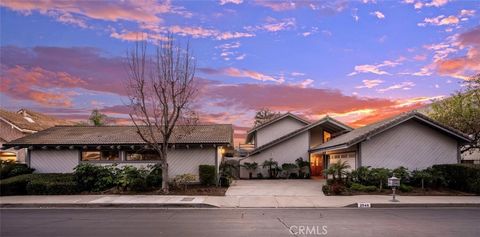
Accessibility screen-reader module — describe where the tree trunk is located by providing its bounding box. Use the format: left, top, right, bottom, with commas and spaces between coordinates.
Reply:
249, 172, 252, 179
162, 161, 169, 193
421, 179, 424, 191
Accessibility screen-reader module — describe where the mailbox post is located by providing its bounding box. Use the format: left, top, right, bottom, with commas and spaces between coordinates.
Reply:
388, 176, 400, 202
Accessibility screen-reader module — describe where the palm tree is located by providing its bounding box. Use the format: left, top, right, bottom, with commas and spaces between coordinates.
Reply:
242, 162, 258, 179
262, 158, 278, 178
295, 157, 310, 178
371, 168, 390, 191
325, 160, 351, 182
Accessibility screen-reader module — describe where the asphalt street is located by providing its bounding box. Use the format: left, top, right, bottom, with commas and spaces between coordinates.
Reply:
1, 207, 479, 237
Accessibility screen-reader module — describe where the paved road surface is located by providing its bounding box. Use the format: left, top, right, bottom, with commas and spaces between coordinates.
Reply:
1, 208, 479, 237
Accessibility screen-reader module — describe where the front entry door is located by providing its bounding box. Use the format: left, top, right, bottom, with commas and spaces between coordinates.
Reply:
310, 154, 324, 177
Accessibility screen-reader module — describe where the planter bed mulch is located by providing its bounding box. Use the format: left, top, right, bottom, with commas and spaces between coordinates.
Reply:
328, 187, 476, 196
93, 185, 227, 196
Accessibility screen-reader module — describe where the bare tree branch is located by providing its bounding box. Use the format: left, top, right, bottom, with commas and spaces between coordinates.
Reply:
126, 34, 198, 193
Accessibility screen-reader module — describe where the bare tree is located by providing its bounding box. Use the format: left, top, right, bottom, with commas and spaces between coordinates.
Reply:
254, 108, 280, 127
126, 35, 198, 193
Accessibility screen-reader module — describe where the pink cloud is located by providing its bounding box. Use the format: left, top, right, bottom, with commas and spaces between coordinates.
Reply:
1, 46, 127, 95
0, 65, 84, 107
0, 0, 172, 24
435, 26, 480, 79
199, 67, 284, 83
199, 82, 397, 116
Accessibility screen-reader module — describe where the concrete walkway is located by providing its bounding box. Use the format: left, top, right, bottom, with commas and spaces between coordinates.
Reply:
226, 179, 326, 196
2, 195, 479, 208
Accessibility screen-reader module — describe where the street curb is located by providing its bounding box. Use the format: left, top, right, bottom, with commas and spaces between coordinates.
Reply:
345, 203, 480, 208
0, 203, 218, 208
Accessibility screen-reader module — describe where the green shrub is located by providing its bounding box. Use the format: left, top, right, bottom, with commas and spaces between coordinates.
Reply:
399, 184, 414, 192
173, 174, 197, 191
73, 163, 117, 192
26, 174, 78, 195
146, 164, 162, 188
322, 185, 331, 195
432, 164, 480, 194
0, 161, 34, 179
350, 183, 377, 192
116, 166, 148, 191
199, 165, 216, 186
0, 174, 34, 195
256, 173, 263, 179
1, 174, 78, 196
219, 175, 231, 187
392, 166, 411, 184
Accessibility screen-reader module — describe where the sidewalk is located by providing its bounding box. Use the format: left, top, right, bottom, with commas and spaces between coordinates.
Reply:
1, 195, 479, 208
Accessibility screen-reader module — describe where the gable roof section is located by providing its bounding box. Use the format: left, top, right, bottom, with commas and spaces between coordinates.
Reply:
4, 124, 233, 147
245, 112, 310, 143
0, 108, 75, 132
247, 112, 310, 135
311, 111, 472, 152
248, 116, 353, 156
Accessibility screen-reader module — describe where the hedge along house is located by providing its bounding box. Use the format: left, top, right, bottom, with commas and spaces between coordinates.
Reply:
240, 111, 471, 179
3, 124, 233, 181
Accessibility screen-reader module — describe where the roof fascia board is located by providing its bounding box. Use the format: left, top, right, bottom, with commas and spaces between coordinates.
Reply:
0, 117, 37, 134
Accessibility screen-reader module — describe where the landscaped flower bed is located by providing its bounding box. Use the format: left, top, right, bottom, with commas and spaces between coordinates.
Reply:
322, 162, 480, 196
0, 163, 229, 196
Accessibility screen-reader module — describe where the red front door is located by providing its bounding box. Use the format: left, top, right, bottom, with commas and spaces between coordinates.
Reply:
310, 154, 324, 177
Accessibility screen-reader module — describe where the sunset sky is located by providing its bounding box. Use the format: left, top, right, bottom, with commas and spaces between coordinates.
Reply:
1, 0, 479, 145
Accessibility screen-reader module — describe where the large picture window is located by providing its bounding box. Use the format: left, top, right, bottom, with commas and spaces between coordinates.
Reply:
81, 150, 120, 161
126, 150, 161, 161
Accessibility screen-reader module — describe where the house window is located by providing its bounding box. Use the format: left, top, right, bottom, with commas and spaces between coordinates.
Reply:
81, 150, 120, 161
0, 151, 17, 161
126, 150, 161, 161
323, 131, 331, 143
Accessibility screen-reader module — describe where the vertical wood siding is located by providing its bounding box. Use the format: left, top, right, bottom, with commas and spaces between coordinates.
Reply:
30, 148, 216, 180
256, 117, 306, 147
240, 132, 309, 178
31, 150, 79, 173
361, 120, 458, 170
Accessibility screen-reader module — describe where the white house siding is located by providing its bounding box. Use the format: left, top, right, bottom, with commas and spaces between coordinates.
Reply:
462, 149, 480, 164
360, 120, 458, 170
256, 117, 306, 147
240, 132, 309, 178
30, 150, 79, 173
30, 148, 216, 181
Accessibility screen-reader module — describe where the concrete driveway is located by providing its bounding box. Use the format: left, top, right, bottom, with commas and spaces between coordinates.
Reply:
225, 179, 326, 196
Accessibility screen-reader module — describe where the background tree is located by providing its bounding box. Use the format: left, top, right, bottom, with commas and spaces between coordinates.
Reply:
254, 108, 280, 127
241, 162, 258, 179
429, 74, 479, 154
126, 35, 198, 193
89, 109, 108, 126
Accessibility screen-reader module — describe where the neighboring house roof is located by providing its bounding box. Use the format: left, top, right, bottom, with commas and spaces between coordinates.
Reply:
4, 124, 233, 147
248, 116, 353, 156
245, 112, 310, 143
0, 108, 76, 133
311, 111, 472, 152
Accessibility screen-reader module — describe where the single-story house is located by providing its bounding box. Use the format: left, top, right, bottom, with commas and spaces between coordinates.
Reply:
240, 111, 471, 178
3, 124, 233, 180
0, 108, 75, 162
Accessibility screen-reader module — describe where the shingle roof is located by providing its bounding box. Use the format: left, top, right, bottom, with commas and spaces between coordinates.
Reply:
0, 108, 76, 132
311, 111, 471, 152
248, 116, 352, 156
5, 124, 233, 146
